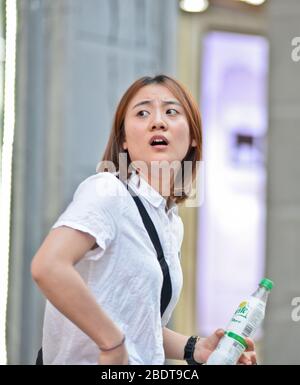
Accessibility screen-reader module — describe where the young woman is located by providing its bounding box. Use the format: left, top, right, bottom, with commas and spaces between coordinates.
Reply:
31, 74, 257, 365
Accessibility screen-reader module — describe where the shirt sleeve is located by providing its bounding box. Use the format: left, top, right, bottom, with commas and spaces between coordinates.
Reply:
52, 173, 124, 258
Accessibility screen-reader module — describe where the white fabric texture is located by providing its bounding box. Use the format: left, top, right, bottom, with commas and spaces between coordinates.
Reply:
42, 170, 184, 365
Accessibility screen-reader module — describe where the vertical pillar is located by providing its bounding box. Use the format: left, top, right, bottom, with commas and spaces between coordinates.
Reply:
264, 0, 300, 365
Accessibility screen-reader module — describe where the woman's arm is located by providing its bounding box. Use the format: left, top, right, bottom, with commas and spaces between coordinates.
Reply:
31, 226, 127, 363
162, 327, 189, 360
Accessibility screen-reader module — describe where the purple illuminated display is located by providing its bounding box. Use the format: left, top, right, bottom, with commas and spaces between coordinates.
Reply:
197, 31, 269, 336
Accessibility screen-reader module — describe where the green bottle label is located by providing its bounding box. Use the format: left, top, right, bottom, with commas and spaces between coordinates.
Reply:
233, 301, 250, 320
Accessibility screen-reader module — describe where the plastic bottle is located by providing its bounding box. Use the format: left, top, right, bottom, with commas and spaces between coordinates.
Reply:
206, 278, 274, 365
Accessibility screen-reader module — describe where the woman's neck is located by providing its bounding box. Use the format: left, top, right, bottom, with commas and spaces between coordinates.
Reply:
137, 168, 171, 196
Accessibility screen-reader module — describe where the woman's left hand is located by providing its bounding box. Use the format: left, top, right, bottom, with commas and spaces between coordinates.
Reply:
238, 337, 257, 365
193, 329, 257, 365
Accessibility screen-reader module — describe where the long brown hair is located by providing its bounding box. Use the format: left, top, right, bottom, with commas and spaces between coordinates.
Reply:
100, 74, 202, 205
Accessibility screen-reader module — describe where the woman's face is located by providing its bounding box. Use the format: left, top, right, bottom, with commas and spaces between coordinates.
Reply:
123, 84, 196, 171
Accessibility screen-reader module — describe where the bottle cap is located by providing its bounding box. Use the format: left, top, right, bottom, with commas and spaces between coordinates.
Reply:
260, 278, 274, 291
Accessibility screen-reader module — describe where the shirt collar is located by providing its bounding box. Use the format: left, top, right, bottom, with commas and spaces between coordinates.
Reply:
127, 169, 178, 214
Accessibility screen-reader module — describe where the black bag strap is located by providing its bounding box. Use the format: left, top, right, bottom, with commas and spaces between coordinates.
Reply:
36, 348, 43, 365
117, 175, 172, 317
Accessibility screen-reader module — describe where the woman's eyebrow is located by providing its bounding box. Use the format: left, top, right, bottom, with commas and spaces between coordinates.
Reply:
132, 99, 182, 109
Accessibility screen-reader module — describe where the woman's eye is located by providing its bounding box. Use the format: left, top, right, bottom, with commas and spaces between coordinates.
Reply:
137, 110, 149, 117
137, 109, 178, 117
167, 109, 178, 115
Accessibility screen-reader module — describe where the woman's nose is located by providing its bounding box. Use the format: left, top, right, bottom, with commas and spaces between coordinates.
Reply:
151, 112, 167, 130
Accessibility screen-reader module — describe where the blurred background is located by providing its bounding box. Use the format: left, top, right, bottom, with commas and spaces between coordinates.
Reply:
0, 0, 300, 365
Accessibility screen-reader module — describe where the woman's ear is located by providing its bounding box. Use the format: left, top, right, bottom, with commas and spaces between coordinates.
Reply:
191, 139, 197, 147
123, 141, 128, 150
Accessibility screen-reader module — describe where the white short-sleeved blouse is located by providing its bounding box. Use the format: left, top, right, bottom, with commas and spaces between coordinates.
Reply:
42, 169, 184, 365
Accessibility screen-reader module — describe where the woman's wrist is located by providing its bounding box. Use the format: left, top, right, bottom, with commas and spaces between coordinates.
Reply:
193, 338, 204, 364
96, 326, 125, 351
98, 335, 126, 352
184, 336, 202, 365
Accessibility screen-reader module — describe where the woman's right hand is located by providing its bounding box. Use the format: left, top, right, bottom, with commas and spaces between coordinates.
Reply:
98, 344, 129, 365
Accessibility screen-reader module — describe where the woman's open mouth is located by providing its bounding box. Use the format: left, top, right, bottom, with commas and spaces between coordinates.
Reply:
149, 135, 169, 149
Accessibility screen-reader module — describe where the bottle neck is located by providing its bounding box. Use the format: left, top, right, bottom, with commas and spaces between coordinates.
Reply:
252, 286, 270, 303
